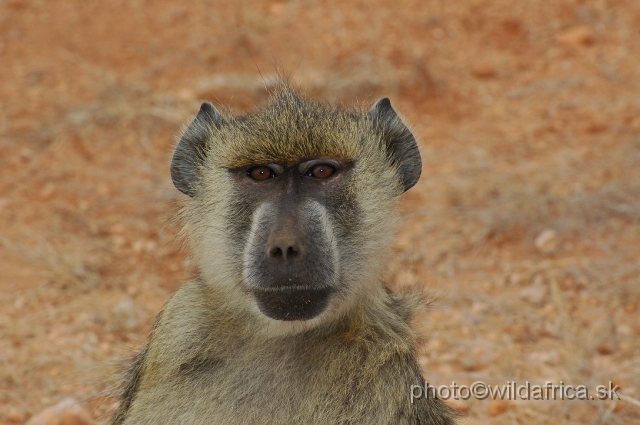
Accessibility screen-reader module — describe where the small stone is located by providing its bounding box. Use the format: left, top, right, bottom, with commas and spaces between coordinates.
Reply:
534, 229, 559, 254
507, 272, 525, 285
586, 117, 608, 133
445, 399, 469, 414
14, 297, 25, 309
7, 408, 25, 423
20, 147, 33, 158
109, 223, 127, 235
596, 341, 615, 355
519, 281, 548, 305
99, 341, 112, 354
25, 398, 91, 425
557, 26, 593, 46
510, 323, 531, 343
471, 61, 497, 79
569, 403, 593, 421
460, 357, 478, 371
617, 324, 632, 336
394, 270, 417, 287
169, 6, 188, 21
542, 321, 560, 338
97, 183, 110, 196
176, 89, 195, 101
0, 197, 10, 212
132, 239, 145, 253
269, 2, 285, 15
470, 301, 486, 316
38, 183, 56, 201
488, 399, 510, 416
113, 297, 139, 330
111, 235, 126, 248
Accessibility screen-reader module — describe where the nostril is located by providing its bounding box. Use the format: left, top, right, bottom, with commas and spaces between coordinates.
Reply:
266, 231, 305, 261
268, 244, 301, 261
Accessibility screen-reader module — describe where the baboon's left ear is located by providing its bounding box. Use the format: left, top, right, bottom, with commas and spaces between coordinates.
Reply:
367, 98, 421, 192
171, 102, 223, 197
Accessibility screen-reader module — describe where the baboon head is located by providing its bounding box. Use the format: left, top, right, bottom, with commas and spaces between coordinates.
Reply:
171, 84, 421, 329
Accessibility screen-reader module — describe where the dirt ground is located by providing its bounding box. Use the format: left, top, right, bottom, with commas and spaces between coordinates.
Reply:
1, 0, 639, 423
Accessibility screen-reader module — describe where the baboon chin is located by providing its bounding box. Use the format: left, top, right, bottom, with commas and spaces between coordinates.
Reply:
112, 82, 455, 425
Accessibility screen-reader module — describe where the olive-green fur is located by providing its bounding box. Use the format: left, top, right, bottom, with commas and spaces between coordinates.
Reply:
201, 85, 385, 169
113, 83, 455, 425
116, 283, 454, 425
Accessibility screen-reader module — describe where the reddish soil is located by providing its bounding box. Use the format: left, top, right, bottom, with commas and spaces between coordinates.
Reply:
1, 0, 639, 423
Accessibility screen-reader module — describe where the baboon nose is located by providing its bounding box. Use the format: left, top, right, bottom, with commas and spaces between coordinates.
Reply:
267, 234, 306, 262
269, 245, 299, 260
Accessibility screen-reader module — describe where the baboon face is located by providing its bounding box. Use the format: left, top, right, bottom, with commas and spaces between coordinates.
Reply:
171, 87, 421, 323
233, 159, 352, 320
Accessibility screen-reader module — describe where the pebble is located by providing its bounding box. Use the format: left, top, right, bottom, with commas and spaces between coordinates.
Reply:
113, 297, 139, 330
446, 399, 469, 414
534, 229, 559, 254
519, 281, 548, 305
510, 323, 531, 343
487, 399, 510, 416
7, 408, 25, 423
471, 61, 498, 79
596, 341, 615, 355
25, 398, 91, 425
394, 270, 418, 287
557, 26, 593, 46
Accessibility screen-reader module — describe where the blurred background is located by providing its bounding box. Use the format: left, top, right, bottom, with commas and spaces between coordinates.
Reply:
1, 0, 639, 423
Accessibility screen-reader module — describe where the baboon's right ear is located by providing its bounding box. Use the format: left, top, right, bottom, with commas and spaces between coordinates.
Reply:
367, 98, 422, 192
171, 102, 223, 197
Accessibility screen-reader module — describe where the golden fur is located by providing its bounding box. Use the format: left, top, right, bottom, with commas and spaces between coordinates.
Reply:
112, 83, 455, 425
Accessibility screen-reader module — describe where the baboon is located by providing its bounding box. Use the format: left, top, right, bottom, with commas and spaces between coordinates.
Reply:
112, 82, 455, 425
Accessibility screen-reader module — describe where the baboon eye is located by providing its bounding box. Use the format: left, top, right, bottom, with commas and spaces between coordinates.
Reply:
308, 164, 335, 179
248, 166, 275, 181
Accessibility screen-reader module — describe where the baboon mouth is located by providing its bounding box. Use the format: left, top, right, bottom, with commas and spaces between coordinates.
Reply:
252, 286, 333, 321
